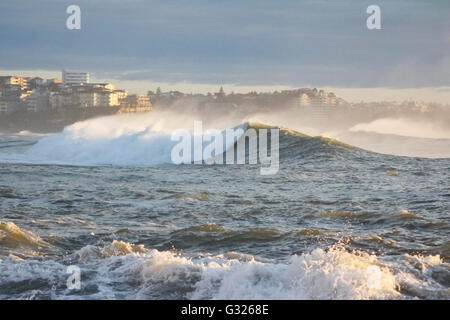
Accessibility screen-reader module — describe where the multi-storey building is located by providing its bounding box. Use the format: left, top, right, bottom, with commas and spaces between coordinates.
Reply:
0, 76, 30, 90
119, 94, 152, 112
298, 90, 338, 107
25, 91, 50, 112
53, 83, 119, 108
77, 90, 119, 108
297, 89, 340, 121
0, 97, 26, 115
49, 92, 64, 109
62, 69, 90, 85
114, 89, 128, 101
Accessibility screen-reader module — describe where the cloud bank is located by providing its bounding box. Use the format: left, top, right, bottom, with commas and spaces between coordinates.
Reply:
0, 0, 449, 89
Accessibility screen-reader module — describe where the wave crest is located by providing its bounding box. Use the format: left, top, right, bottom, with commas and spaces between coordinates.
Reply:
0, 117, 365, 166
0, 221, 48, 256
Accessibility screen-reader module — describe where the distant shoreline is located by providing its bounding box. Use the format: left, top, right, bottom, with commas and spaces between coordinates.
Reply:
0, 106, 121, 134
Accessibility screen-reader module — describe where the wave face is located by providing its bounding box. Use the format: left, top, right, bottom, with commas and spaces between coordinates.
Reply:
267, 124, 363, 160
245, 114, 450, 158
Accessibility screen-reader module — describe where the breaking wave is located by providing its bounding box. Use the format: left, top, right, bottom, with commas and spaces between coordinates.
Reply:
1, 239, 448, 299
0, 116, 365, 166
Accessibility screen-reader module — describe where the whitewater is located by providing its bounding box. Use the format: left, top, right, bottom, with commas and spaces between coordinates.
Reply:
0, 112, 449, 299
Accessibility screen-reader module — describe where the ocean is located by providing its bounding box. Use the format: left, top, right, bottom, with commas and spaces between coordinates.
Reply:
0, 112, 449, 299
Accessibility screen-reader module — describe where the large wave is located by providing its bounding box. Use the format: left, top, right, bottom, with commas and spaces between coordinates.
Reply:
0, 114, 208, 166
0, 115, 362, 166
246, 114, 450, 158
2, 111, 449, 165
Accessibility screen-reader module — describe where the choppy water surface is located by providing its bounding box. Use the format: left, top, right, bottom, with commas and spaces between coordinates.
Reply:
0, 122, 449, 300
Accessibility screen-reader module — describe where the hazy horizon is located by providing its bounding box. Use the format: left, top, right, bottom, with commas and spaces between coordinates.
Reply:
1, 69, 450, 104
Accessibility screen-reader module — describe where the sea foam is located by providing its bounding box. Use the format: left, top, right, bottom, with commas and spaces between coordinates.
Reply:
61, 241, 450, 299
1, 113, 246, 166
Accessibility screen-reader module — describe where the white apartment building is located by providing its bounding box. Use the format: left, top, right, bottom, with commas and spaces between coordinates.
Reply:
297, 90, 339, 121
298, 90, 338, 107
62, 69, 90, 85
76, 90, 119, 108
97, 91, 119, 107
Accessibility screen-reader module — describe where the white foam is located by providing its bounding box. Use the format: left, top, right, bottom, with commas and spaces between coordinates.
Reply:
55, 242, 450, 299
1, 239, 448, 299
191, 247, 400, 299
0, 113, 246, 166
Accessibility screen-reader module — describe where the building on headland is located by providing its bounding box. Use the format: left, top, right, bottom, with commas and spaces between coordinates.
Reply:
296, 89, 341, 121
28, 77, 45, 89
0, 76, 30, 90
62, 69, 90, 85
0, 76, 30, 115
119, 94, 152, 113
49, 92, 64, 109
0, 71, 153, 120
297, 89, 338, 107
114, 89, 128, 101
25, 91, 50, 112
0, 97, 26, 115
53, 83, 120, 108
0, 83, 22, 99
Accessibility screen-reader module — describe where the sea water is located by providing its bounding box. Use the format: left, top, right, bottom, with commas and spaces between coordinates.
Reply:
0, 114, 448, 299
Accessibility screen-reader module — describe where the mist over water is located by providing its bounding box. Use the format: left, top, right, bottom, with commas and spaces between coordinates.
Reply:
349, 118, 450, 140
0, 105, 449, 299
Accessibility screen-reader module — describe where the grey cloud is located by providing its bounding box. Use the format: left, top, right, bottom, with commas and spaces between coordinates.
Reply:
0, 0, 449, 87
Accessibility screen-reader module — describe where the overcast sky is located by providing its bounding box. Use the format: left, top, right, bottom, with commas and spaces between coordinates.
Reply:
0, 0, 449, 100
